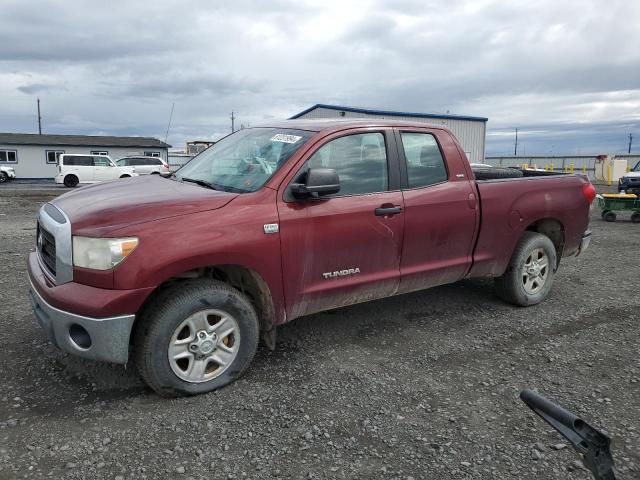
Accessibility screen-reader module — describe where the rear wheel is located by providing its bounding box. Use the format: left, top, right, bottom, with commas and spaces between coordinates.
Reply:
603, 211, 617, 222
63, 174, 79, 187
0, 172, 7, 183
495, 232, 557, 306
134, 279, 259, 397
631, 212, 640, 223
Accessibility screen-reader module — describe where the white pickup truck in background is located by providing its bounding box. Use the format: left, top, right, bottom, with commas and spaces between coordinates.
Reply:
0, 166, 16, 183
55, 154, 137, 187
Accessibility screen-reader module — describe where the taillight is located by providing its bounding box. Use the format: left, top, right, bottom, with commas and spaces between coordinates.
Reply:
582, 183, 596, 204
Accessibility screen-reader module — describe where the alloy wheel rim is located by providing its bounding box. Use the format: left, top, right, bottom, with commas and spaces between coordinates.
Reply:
522, 248, 549, 295
168, 309, 240, 383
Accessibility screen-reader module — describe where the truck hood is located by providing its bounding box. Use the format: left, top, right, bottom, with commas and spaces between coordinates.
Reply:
52, 176, 238, 235
622, 172, 640, 179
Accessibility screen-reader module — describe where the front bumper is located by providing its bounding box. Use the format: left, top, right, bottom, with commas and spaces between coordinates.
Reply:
576, 230, 592, 257
29, 276, 135, 364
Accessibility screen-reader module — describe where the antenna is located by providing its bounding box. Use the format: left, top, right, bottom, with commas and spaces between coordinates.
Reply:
164, 102, 175, 144
37, 98, 42, 135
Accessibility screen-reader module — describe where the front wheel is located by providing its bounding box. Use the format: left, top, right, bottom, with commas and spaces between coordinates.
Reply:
603, 211, 616, 222
134, 279, 259, 397
119, 174, 131, 179
0, 172, 7, 183
494, 232, 557, 307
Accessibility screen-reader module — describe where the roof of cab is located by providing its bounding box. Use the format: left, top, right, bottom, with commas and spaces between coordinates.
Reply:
255, 118, 454, 133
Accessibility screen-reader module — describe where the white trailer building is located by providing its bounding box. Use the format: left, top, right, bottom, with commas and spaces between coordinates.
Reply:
290, 104, 488, 163
0, 133, 171, 179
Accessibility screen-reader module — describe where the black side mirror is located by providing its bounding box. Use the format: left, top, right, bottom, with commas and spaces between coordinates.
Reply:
291, 168, 340, 198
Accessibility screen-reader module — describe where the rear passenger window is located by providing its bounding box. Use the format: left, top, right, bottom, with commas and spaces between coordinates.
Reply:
64, 156, 93, 166
400, 132, 448, 188
306, 133, 388, 196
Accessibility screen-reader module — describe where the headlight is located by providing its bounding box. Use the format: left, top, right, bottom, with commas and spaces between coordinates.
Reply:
73, 236, 139, 270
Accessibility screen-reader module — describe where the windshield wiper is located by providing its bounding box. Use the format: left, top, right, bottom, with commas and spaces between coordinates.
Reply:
180, 177, 218, 190
180, 177, 248, 193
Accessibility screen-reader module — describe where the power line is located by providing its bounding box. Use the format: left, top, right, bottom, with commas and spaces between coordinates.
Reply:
37, 98, 42, 135
164, 102, 175, 144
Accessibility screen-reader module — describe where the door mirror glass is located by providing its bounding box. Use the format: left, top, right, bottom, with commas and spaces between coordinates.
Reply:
291, 168, 340, 198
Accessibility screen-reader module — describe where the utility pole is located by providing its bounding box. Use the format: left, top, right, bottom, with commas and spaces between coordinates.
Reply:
629, 133, 633, 154
37, 98, 42, 134
230, 111, 236, 133
514, 128, 518, 156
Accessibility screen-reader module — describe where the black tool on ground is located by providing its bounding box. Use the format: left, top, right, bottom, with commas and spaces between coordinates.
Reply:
520, 389, 618, 480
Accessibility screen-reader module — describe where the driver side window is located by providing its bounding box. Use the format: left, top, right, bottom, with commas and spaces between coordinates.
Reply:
306, 133, 388, 196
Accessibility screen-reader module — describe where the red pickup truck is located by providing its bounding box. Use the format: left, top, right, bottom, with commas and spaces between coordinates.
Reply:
28, 119, 595, 396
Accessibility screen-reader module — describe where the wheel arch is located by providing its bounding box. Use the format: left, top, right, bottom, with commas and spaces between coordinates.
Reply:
135, 264, 277, 349
524, 218, 564, 268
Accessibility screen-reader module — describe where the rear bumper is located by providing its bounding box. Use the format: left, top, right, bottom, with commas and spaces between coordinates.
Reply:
576, 230, 592, 257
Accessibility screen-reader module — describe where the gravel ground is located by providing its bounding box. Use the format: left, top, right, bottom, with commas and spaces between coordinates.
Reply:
1, 188, 638, 480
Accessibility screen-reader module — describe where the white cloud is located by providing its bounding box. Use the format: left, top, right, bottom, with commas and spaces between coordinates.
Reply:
0, 0, 638, 154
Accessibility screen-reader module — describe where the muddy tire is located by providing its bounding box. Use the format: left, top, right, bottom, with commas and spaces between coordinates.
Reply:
63, 174, 79, 187
494, 232, 557, 307
0, 172, 7, 183
134, 279, 259, 397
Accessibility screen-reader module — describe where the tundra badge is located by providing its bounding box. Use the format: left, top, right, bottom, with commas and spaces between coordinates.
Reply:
323, 268, 361, 279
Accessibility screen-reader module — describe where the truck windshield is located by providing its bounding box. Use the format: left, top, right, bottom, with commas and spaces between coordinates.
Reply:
175, 128, 314, 193
634, 161, 640, 172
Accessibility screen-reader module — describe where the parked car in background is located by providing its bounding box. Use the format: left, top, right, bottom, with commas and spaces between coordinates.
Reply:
116, 156, 171, 176
618, 160, 640, 194
55, 154, 137, 187
29, 119, 595, 397
0, 165, 16, 183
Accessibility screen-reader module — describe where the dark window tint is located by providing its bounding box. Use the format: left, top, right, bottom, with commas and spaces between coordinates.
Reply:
144, 151, 160, 158
64, 155, 93, 166
400, 132, 448, 188
306, 133, 388, 195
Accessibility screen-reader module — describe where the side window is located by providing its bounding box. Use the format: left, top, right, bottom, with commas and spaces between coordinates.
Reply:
46, 150, 64, 164
144, 151, 160, 158
116, 159, 127, 166
306, 133, 388, 196
93, 156, 111, 167
400, 132, 448, 188
64, 156, 91, 166
90, 151, 109, 156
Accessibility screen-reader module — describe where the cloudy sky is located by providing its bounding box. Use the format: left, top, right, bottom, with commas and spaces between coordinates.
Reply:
1, 0, 639, 156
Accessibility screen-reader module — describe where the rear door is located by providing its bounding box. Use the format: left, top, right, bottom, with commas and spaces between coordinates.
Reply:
278, 129, 404, 319
63, 155, 94, 182
396, 128, 479, 293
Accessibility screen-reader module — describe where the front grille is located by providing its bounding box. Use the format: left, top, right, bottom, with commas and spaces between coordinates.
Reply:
38, 224, 57, 276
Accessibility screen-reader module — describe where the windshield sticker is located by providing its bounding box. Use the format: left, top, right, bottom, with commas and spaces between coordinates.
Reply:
270, 134, 302, 144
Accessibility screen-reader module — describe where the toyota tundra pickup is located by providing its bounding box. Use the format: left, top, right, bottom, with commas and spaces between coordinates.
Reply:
28, 119, 596, 397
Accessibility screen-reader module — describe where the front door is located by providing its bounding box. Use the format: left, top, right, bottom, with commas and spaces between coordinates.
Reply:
278, 130, 404, 319
93, 155, 115, 181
